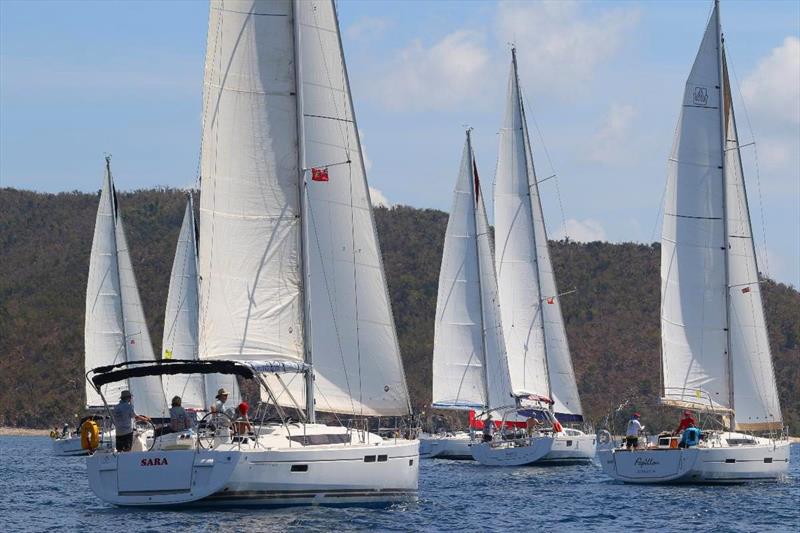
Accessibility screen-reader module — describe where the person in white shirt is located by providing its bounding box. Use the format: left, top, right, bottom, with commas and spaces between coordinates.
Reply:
625, 413, 644, 449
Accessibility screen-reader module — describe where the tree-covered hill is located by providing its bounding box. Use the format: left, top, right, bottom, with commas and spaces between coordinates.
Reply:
1, 188, 797, 433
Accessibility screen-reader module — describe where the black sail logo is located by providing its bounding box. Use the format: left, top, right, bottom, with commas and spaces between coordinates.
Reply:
693, 86, 709, 106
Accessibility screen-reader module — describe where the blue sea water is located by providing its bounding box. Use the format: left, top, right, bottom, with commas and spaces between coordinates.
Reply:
1, 437, 797, 532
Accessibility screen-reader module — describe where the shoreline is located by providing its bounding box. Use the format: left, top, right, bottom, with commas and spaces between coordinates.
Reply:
0, 427, 52, 436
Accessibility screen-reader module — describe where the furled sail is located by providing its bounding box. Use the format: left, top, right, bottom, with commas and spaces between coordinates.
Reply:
660, 3, 782, 431
85, 159, 167, 417
494, 50, 583, 420
199, 0, 410, 417
161, 196, 207, 411
432, 132, 513, 411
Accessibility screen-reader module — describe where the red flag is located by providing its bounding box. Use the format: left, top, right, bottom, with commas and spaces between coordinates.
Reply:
311, 167, 329, 182
741, 286, 751, 294
546, 296, 555, 304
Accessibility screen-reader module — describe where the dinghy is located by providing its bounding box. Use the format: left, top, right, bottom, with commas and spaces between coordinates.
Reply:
598, 0, 790, 483
421, 130, 515, 461
85, 0, 418, 506
52, 158, 167, 456
488, 48, 595, 464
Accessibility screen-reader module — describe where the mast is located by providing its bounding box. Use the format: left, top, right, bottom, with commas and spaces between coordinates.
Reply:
106, 156, 129, 371
512, 47, 552, 400
715, 0, 735, 429
292, 0, 315, 423
188, 191, 206, 402
467, 129, 491, 409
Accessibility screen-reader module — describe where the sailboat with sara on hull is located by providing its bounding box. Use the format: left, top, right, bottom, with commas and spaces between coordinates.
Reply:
85, 0, 418, 506
420, 130, 515, 460
598, 0, 790, 483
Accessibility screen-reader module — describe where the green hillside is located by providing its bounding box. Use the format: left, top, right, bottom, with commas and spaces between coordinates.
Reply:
1, 188, 797, 433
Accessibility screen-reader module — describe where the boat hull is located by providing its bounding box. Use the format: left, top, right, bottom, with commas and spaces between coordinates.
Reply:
87, 439, 419, 507
598, 439, 790, 484
536, 431, 596, 464
419, 433, 473, 460
51, 431, 115, 457
471, 436, 552, 466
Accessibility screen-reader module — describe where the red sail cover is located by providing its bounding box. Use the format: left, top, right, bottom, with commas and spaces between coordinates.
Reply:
469, 410, 527, 429
311, 167, 329, 182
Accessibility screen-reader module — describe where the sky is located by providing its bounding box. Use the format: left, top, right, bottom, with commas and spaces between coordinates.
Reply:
1, 0, 798, 287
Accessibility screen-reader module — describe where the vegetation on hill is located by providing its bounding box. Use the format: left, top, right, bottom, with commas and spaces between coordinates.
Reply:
1, 188, 797, 433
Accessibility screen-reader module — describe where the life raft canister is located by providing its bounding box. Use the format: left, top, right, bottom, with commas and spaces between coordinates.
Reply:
552, 420, 564, 433
80, 420, 100, 450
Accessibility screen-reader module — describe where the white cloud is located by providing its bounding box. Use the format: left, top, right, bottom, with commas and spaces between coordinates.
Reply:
554, 218, 607, 242
369, 186, 390, 207
741, 37, 800, 127
345, 16, 389, 41
587, 103, 638, 164
372, 30, 491, 111
495, 1, 639, 96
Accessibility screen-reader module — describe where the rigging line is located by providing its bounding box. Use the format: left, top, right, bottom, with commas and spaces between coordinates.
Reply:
728, 56, 771, 278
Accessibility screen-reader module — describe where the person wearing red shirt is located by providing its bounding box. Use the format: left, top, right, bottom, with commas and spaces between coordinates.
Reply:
675, 410, 697, 434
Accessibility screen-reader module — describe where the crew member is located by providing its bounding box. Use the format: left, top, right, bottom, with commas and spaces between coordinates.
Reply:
482, 416, 494, 442
211, 388, 234, 418
625, 413, 644, 450
113, 390, 149, 452
169, 396, 191, 432
674, 410, 697, 434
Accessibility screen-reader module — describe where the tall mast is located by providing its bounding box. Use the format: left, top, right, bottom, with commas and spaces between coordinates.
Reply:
188, 191, 206, 401
292, 0, 315, 423
106, 156, 129, 366
512, 47, 552, 400
715, 0, 735, 429
467, 129, 491, 410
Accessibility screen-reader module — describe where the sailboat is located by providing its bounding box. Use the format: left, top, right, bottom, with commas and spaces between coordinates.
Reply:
420, 130, 515, 460
486, 48, 596, 464
85, 0, 418, 506
598, 0, 790, 483
52, 157, 167, 456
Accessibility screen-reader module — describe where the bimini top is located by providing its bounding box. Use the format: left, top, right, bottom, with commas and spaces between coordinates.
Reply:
89, 359, 309, 389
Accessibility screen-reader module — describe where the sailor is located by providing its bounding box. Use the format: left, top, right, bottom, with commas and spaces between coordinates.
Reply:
169, 396, 191, 432
674, 410, 697, 435
526, 416, 541, 436
211, 388, 234, 418
625, 413, 644, 450
482, 416, 494, 442
233, 402, 252, 435
113, 390, 150, 452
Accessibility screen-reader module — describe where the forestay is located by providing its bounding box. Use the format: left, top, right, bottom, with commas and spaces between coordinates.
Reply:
161, 197, 207, 411
198, 0, 410, 417
494, 50, 583, 421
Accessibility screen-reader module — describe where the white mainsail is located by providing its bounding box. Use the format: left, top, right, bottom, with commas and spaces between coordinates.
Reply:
85, 158, 167, 418
494, 49, 583, 421
199, 0, 410, 417
432, 131, 513, 412
660, 2, 782, 431
161, 196, 207, 410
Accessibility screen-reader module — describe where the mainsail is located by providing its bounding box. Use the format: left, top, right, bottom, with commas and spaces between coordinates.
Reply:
85, 158, 167, 418
161, 196, 207, 410
432, 131, 513, 412
660, 2, 782, 431
494, 49, 583, 421
198, 0, 410, 417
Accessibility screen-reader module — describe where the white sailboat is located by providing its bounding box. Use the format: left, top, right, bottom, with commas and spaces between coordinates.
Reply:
488, 48, 595, 464
598, 1, 790, 483
85, 0, 418, 506
53, 158, 167, 456
421, 130, 514, 460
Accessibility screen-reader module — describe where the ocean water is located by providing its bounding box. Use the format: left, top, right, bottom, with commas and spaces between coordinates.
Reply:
1, 437, 797, 532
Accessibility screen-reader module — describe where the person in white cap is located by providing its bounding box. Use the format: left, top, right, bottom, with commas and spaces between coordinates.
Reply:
113, 390, 150, 452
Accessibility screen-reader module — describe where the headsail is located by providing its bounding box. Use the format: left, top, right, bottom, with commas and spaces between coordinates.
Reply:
161, 196, 207, 411
660, 2, 782, 430
199, 0, 410, 417
432, 132, 512, 411
494, 49, 583, 420
85, 158, 166, 417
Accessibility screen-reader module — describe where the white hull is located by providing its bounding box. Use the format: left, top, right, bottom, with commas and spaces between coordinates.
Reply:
598, 433, 789, 484
419, 432, 473, 460
471, 436, 552, 466
87, 425, 419, 507
51, 431, 115, 457
537, 430, 596, 464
